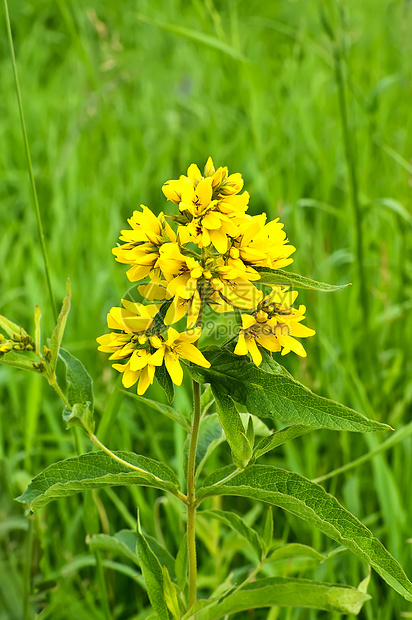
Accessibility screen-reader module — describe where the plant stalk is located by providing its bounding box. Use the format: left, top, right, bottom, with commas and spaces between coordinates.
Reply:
187, 379, 201, 608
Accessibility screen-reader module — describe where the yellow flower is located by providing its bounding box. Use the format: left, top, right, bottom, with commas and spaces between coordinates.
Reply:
96, 300, 162, 394
112, 205, 177, 282
162, 158, 250, 254
151, 327, 210, 386
234, 287, 315, 365
234, 213, 296, 269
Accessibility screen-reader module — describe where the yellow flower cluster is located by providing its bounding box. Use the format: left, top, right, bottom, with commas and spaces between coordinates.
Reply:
97, 158, 315, 394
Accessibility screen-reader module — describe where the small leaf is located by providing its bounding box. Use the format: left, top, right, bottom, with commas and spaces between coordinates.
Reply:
254, 425, 312, 460
16, 451, 181, 511
195, 414, 224, 474
246, 416, 255, 448
0, 315, 25, 338
189, 349, 391, 433
50, 279, 71, 372
256, 268, 351, 292
183, 577, 370, 618
212, 387, 252, 468
0, 351, 44, 374
200, 509, 263, 561
198, 465, 412, 602
270, 543, 325, 563
88, 530, 140, 566
263, 507, 273, 551
162, 566, 180, 620
136, 511, 170, 620
175, 533, 188, 591
63, 402, 95, 434
156, 363, 175, 404
120, 390, 189, 430
59, 347, 94, 410
34, 305, 42, 355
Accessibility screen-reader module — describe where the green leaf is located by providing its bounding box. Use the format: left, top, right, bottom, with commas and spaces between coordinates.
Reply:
175, 533, 188, 591
59, 347, 94, 411
256, 268, 351, 292
195, 413, 223, 475
200, 509, 263, 561
88, 530, 140, 566
254, 424, 312, 460
63, 402, 95, 434
246, 416, 255, 448
0, 315, 24, 338
189, 349, 391, 433
162, 566, 180, 620
198, 465, 412, 601
262, 507, 273, 551
184, 577, 370, 618
0, 351, 44, 374
156, 363, 175, 404
16, 451, 181, 511
119, 390, 189, 430
50, 279, 71, 372
212, 387, 252, 468
136, 512, 170, 620
270, 543, 326, 563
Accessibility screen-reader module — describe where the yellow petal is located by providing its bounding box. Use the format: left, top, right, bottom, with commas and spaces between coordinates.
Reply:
137, 364, 155, 395
278, 335, 307, 357
247, 338, 262, 366
209, 228, 228, 254
165, 351, 184, 386
234, 332, 248, 356
165, 297, 188, 325
175, 342, 211, 368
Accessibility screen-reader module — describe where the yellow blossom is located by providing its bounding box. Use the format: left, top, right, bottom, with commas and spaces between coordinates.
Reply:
233, 213, 296, 269
150, 327, 210, 386
234, 287, 315, 365
112, 205, 178, 282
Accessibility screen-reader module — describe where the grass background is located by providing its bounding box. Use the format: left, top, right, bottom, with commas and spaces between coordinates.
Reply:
1, 0, 412, 618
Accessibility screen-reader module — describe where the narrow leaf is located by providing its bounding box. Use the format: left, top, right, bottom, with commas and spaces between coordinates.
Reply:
195, 413, 224, 474
0, 315, 24, 338
212, 387, 252, 468
254, 425, 312, 460
136, 512, 170, 620
50, 279, 71, 372
175, 533, 188, 590
263, 507, 273, 551
88, 530, 139, 566
270, 543, 325, 563
0, 351, 43, 374
184, 577, 370, 618
200, 509, 263, 561
120, 390, 189, 430
156, 363, 175, 404
198, 465, 412, 601
246, 416, 255, 448
34, 305, 41, 355
256, 268, 350, 292
16, 451, 181, 511
189, 349, 391, 433
59, 347, 94, 410
162, 566, 180, 620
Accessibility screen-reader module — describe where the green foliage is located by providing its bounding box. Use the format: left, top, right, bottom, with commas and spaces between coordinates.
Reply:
49, 279, 71, 372
198, 465, 412, 601
256, 267, 351, 291
184, 577, 371, 618
190, 348, 391, 432
16, 451, 181, 511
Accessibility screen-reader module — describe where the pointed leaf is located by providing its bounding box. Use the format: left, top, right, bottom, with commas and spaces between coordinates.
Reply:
200, 509, 263, 561
88, 531, 139, 566
16, 451, 181, 511
120, 390, 189, 430
270, 543, 325, 563
136, 512, 170, 620
184, 577, 370, 618
195, 413, 223, 474
63, 402, 94, 433
34, 305, 42, 355
189, 349, 391, 433
198, 465, 412, 601
50, 279, 71, 372
0, 351, 44, 374
254, 425, 312, 459
0, 315, 25, 338
59, 347, 94, 411
156, 363, 175, 404
246, 416, 255, 447
263, 507, 273, 551
162, 566, 180, 620
175, 533, 188, 590
256, 268, 350, 292
212, 387, 252, 468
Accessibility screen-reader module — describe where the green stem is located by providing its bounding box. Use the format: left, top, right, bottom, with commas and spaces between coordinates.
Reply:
187, 379, 201, 609
3, 0, 57, 322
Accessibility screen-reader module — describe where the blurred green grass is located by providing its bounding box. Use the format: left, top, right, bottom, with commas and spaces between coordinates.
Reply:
1, 0, 412, 618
